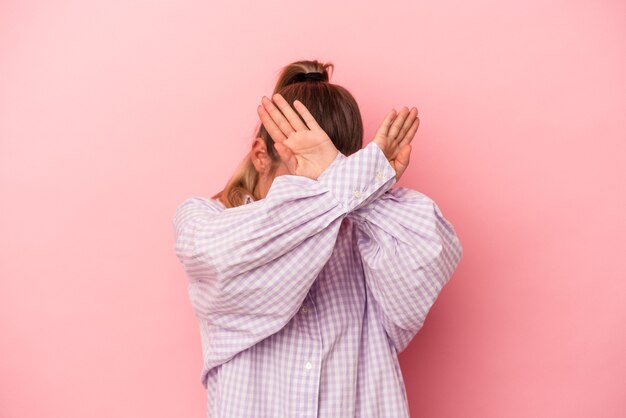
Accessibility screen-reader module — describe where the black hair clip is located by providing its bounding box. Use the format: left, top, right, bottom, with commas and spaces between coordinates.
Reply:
294, 72, 326, 82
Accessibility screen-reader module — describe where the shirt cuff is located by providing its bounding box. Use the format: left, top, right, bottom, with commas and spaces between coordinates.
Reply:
316, 141, 397, 213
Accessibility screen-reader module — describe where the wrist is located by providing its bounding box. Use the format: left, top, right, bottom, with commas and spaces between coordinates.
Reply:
316, 147, 341, 180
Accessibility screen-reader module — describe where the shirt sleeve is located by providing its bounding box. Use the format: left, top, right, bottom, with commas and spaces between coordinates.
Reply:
346, 146, 463, 353
172, 140, 397, 377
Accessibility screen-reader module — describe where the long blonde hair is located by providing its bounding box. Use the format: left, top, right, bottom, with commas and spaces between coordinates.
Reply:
212, 59, 364, 208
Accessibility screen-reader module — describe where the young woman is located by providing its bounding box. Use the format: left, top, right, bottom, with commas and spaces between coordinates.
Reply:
173, 59, 463, 417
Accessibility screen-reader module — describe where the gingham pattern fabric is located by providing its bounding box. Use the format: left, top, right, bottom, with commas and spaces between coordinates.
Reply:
173, 140, 463, 418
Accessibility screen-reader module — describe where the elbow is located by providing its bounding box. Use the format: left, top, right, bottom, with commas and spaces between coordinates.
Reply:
434, 234, 463, 287
173, 223, 222, 278
414, 229, 461, 291
431, 200, 463, 278
446, 225, 463, 274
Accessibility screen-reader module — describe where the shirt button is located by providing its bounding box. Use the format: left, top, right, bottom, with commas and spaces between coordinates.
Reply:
305, 361, 312, 370
301, 306, 308, 313
353, 190, 362, 198
376, 171, 383, 180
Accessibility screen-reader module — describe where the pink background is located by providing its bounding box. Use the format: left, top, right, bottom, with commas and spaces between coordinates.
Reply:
1, 1, 625, 417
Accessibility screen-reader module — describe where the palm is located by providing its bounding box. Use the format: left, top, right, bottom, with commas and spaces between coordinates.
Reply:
278, 130, 337, 178
257, 94, 338, 180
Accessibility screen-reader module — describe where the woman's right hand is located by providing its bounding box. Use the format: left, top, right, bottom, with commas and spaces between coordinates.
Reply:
257, 93, 339, 180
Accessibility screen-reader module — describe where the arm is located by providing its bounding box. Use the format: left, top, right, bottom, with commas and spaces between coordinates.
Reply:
344, 143, 463, 353
172, 140, 397, 374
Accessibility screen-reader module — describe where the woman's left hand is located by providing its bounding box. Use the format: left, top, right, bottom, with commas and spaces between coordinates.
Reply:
372, 106, 420, 182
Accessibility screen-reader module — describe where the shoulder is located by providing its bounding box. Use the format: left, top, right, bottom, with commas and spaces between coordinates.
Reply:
177, 196, 225, 211
172, 196, 225, 228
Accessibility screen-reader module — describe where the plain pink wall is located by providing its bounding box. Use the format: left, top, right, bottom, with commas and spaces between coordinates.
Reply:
1, 0, 624, 417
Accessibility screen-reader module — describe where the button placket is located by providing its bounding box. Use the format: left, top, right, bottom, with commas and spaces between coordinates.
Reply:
300, 295, 310, 314
298, 294, 321, 418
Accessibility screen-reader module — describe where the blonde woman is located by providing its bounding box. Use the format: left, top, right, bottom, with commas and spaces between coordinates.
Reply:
173, 59, 462, 417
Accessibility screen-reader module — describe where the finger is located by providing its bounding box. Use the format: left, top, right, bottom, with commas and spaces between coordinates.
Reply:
374, 109, 397, 139
274, 142, 298, 174
271, 93, 308, 131
397, 107, 418, 142
388, 107, 410, 140
257, 104, 287, 143
292, 99, 322, 131
261, 96, 296, 138
398, 116, 420, 149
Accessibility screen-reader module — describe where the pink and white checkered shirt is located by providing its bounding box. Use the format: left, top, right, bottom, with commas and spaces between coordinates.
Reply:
173, 140, 463, 417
